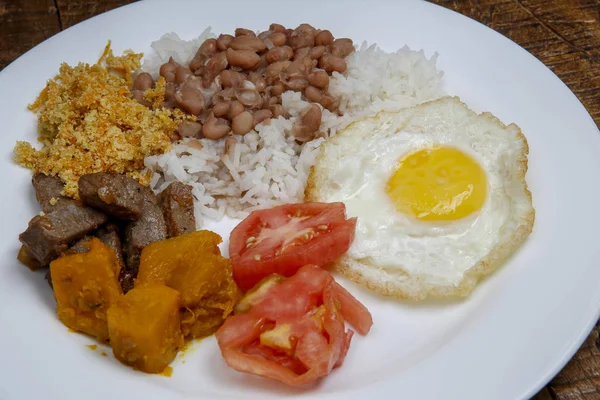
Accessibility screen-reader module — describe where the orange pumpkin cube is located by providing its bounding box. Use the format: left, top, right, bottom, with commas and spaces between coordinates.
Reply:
107, 284, 183, 374
50, 238, 121, 342
136, 230, 222, 285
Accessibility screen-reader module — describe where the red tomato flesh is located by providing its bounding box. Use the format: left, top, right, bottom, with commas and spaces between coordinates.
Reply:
229, 202, 357, 290
215, 265, 373, 386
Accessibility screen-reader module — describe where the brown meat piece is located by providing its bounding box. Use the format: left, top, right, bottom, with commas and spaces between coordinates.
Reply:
32, 173, 78, 213
123, 187, 167, 281
158, 182, 196, 237
17, 245, 44, 271
78, 173, 145, 221
19, 205, 107, 266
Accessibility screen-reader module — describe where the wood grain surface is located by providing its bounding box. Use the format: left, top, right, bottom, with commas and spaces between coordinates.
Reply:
0, 0, 599, 398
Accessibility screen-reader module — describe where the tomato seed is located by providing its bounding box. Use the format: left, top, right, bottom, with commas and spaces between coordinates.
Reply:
317, 225, 328, 230
254, 254, 261, 260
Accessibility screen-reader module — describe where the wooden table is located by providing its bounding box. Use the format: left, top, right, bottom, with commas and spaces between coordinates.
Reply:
1, 0, 598, 398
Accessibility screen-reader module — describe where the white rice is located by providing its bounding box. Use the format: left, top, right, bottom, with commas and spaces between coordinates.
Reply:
143, 29, 444, 227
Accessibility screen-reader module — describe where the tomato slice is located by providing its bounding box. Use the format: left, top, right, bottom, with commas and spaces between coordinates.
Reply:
229, 202, 357, 290
215, 265, 373, 386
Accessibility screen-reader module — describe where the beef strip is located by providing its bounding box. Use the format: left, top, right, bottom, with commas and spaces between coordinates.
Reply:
123, 187, 167, 281
32, 173, 78, 213
19, 205, 107, 266
17, 245, 44, 271
158, 182, 196, 237
78, 173, 145, 221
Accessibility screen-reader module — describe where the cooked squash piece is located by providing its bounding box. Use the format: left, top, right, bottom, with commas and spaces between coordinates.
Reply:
170, 253, 241, 338
136, 230, 222, 285
107, 284, 183, 374
50, 238, 121, 342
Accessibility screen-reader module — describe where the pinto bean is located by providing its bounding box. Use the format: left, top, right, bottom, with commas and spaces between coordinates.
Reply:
291, 104, 322, 142
131, 90, 151, 107
248, 72, 267, 93
319, 54, 347, 73
175, 87, 205, 115
315, 30, 334, 46
132, 72, 154, 91
202, 114, 231, 139
319, 95, 340, 112
265, 46, 293, 63
230, 35, 267, 52
212, 101, 230, 118
269, 32, 287, 47
220, 70, 246, 88
269, 23, 285, 33
224, 137, 237, 155
203, 52, 228, 87
216, 34, 234, 51
252, 109, 273, 127
268, 82, 286, 96
175, 66, 192, 85
228, 100, 245, 120
235, 88, 262, 109
231, 111, 253, 135
164, 82, 177, 101
159, 60, 177, 83
269, 104, 284, 118
235, 28, 256, 37
293, 47, 311, 61
330, 38, 355, 58
285, 77, 309, 91
226, 48, 260, 69
294, 23, 317, 36
288, 34, 315, 50
177, 121, 203, 138
304, 86, 323, 103
307, 69, 329, 88
310, 45, 326, 60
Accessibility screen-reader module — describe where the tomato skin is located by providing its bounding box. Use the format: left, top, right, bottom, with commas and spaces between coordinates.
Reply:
215, 265, 373, 386
229, 202, 357, 290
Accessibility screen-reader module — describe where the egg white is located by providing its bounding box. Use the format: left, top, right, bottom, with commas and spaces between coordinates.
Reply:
305, 96, 535, 299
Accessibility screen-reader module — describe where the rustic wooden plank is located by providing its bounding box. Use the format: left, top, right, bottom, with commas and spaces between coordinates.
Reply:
431, 0, 600, 128
0, 0, 61, 70
55, 0, 135, 29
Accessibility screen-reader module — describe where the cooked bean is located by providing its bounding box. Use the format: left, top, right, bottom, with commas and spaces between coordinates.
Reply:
236, 88, 262, 109
284, 28, 294, 38
330, 38, 355, 58
131, 90, 151, 107
177, 121, 203, 138
203, 52, 228, 86
319, 54, 347, 73
269, 104, 284, 118
310, 46, 326, 60
248, 72, 267, 93
292, 104, 322, 142
268, 82, 286, 96
253, 54, 269, 72
202, 114, 231, 139
235, 28, 256, 37
319, 95, 340, 112
315, 30, 334, 46
132, 72, 154, 91
285, 77, 309, 91
269, 32, 287, 47
164, 82, 177, 101
285, 57, 313, 77
265, 46, 293, 63
212, 87, 237, 104
258, 30, 272, 40
230, 35, 267, 52
220, 70, 246, 88
288, 34, 315, 49
294, 23, 317, 36
160, 61, 177, 83
252, 109, 273, 127
231, 111, 253, 135
175, 87, 205, 115
268, 96, 280, 106
212, 101, 230, 118
269, 23, 285, 33
294, 47, 311, 61
175, 66, 192, 85
304, 86, 323, 102
226, 48, 260, 69
198, 38, 218, 56
188, 139, 204, 150
217, 34, 235, 51
307, 69, 329, 88
228, 100, 245, 120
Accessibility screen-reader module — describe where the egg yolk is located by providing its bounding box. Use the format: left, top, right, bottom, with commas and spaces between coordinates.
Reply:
386, 146, 487, 221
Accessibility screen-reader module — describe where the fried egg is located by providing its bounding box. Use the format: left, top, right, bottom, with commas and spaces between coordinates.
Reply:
305, 96, 535, 300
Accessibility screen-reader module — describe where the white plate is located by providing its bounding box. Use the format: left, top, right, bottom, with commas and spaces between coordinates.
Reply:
1, 0, 599, 399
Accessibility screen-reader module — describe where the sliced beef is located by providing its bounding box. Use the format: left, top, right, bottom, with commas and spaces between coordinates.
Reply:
123, 187, 168, 282
158, 182, 196, 237
17, 245, 44, 271
78, 173, 145, 221
19, 205, 107, 266
32, 173, 78, 213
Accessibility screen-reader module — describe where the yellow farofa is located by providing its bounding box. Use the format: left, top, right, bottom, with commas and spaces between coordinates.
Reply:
14, 42, 187, 198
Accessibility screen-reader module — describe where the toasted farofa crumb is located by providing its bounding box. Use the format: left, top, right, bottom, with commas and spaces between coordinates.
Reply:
14, 42, 187, 198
